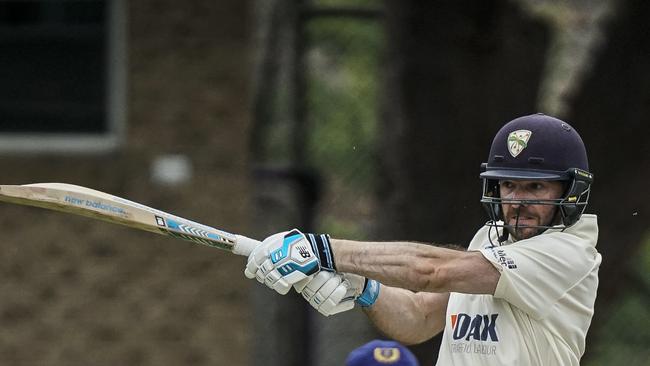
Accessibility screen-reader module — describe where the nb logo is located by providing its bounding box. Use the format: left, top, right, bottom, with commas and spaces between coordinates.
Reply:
296, 245, 311, 258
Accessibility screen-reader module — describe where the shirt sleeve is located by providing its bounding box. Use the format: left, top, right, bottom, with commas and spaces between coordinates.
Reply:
479, 231, 599, 320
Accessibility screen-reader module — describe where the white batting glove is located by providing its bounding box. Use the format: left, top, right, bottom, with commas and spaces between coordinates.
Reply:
294, 272, 381, 316
244, 229, 335, 295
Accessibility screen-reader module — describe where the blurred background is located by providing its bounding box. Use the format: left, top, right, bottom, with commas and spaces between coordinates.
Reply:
0, 0, 648, 365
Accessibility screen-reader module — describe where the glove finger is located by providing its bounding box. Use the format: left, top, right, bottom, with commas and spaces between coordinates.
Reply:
264, 269, 283, 289
293, 277, 310, 293
342, 285, 360, 301
253, 246, 270, 265
245, 257, 260, 280
324, 281, 347, 304
246, 247, 268, 279
338, 278, 362, 301
317, 285, 352, 316
309, 275, 341, 308
322, 298, 355, 316
301, 271, 333, 300
255, 259, 275, 283
273, 278, 292, 295
244, 267, 256, 279
341, 273, 366, 290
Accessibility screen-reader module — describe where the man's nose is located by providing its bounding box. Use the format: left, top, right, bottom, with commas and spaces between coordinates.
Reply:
505, 188, 526, 206
508, 199, 522, 209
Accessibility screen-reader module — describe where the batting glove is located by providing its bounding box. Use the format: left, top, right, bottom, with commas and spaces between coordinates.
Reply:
295, 272, 381, 316
244, 229, 335, 295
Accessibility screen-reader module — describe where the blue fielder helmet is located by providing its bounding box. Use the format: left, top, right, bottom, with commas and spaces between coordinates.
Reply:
346, 340, 419, 366
480, 113, 593, 234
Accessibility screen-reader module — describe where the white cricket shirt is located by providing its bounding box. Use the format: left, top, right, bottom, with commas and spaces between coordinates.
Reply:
436, 214, 600, 366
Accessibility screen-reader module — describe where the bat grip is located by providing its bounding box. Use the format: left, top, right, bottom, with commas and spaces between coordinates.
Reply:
233, 235, 262, 256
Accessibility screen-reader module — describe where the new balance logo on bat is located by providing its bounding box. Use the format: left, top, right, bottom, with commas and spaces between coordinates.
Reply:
451, 313, 499, 341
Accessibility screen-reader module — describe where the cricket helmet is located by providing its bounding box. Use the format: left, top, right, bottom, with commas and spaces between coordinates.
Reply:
480, 113, 593, 234
346, 340, 419, 366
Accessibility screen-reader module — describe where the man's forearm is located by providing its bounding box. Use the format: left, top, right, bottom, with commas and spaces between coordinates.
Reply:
330, 238, 499, 295
364, 285, 449, 345
330, 239, 462, 292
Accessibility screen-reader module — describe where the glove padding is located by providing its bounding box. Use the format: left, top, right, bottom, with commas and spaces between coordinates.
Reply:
245, 230, 323, 295
294, 272, 367, 316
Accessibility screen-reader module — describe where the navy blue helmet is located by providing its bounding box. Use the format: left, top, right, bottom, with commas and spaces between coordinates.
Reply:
480, 113, 593, 235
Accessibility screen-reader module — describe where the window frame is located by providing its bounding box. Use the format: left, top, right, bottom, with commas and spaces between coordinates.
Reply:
0, 0, 126, 154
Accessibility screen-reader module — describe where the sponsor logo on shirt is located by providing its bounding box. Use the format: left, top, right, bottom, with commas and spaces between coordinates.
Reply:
449, 313, 499, 356
450, 313, 499, 341
486, 246, 517, 269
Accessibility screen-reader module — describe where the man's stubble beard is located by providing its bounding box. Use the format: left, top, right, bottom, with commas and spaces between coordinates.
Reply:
504, 206, 561, 241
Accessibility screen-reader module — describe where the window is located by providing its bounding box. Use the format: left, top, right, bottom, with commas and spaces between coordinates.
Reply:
0, 0, 125, 153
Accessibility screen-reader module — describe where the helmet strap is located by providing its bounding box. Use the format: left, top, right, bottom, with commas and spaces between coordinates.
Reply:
497, 226, 509, 243
487, 222, 509, 246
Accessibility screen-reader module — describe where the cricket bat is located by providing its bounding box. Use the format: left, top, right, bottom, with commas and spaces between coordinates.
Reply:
0, 183, 260, 256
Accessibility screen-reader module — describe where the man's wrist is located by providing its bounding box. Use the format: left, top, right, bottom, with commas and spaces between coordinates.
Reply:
356, 278, 380, 308
305, 233, 336, 271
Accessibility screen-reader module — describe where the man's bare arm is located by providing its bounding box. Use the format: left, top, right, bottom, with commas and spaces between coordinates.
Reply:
331, 239, 499, 295
365, 286, 450, 345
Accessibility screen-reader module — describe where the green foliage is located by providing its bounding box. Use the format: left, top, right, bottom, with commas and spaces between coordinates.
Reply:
585, 234, 650, 365
587, 297, 650, 365
305, 18, 382, 189
319, 215, 368, 241
302, 15, 384, 239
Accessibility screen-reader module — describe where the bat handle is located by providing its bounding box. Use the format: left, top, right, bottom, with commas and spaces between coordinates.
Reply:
233, 235, 262, 256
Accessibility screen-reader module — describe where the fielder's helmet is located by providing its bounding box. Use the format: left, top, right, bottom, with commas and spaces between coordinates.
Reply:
480, 113, 593, 234
346, 340, 419, 366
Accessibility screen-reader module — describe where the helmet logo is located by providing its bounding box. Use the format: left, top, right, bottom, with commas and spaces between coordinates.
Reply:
373, 347, 401, 363
507, 130, 532, 157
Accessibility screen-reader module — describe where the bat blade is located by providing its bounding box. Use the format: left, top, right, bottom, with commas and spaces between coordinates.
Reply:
0, 183, 259, 256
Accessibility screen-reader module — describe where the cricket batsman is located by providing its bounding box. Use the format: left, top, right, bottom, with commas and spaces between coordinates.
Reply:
245, 113, 600, 365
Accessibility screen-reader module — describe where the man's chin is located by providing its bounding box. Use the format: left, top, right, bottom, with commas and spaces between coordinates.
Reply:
507, 226, 543, 241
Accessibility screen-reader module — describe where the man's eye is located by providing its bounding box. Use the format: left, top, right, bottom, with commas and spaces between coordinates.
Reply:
501, 181, 514, 189
532, 183, 544, 190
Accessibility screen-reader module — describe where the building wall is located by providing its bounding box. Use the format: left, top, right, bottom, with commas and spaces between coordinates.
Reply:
0, 1, 254, 365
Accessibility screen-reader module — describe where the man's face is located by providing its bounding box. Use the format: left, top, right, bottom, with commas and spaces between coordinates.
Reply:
499, 180, 565, 240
